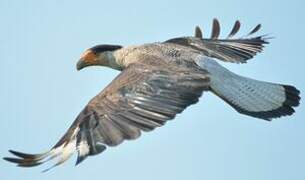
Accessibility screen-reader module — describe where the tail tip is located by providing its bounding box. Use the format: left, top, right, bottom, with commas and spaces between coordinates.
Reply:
283, 85, 301, 107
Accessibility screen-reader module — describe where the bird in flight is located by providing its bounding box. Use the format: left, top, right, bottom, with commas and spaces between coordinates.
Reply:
4, 19, 300, 171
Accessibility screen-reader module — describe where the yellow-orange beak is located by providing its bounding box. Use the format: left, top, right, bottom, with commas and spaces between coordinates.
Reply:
77, 50, 98, 70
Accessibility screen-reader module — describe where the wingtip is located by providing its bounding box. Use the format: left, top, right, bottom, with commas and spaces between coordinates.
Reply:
195, 26, 203, 38
9, 149, 32, 158
3, 157, 19, 164
247, 24, 262, 36
211, 18, 220, 39
227, 20, 241, 38
75, 156, 86, 166
212, 18, 219, 22
8, 149, 47, 160
41, 165, 55, 173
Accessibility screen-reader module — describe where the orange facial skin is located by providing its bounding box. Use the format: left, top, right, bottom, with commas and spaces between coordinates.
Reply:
80, 50, 98, 65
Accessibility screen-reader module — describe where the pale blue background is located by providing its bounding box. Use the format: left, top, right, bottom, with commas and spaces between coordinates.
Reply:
1, 0, 304, 179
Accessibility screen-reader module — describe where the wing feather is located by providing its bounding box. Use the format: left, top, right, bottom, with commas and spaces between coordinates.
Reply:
211, 18, 220, 39
195, 26, 203, 38
247, 24, 261, 36
227, 20, 241, 38
165, 19, 269, 63
4, 59, 209, 170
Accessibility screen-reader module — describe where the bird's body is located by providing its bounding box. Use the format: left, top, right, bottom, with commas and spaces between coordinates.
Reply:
112, 43, 197, 70
4, 19, 300, 171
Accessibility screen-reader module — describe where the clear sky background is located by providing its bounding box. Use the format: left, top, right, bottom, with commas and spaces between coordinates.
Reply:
1, 0, 304, 179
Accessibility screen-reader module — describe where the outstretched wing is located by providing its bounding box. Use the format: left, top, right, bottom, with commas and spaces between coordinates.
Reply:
4, 58, 209, 170
165, 18, 270, 63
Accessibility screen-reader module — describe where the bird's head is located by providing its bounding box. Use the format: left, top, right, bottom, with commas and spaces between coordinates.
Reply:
77, 44, 123, 70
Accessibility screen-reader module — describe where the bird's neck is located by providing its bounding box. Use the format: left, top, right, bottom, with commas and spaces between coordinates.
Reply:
112, 46, 140, 69
102, 51, 124, 71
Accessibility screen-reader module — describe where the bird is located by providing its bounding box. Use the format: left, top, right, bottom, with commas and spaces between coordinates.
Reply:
4, 18, 300, 171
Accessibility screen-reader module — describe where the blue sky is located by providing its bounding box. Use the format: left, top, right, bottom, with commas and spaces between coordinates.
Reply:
1, 0, 304, 179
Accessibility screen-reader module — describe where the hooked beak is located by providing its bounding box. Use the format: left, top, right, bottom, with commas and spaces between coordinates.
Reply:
76, 50, 98, 71
76, 59, 86, 71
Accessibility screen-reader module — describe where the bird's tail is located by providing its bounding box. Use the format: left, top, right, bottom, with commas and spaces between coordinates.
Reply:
196, 57, 300, 120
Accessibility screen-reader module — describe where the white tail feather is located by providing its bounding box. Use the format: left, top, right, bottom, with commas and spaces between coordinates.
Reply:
196, 56, 300, 120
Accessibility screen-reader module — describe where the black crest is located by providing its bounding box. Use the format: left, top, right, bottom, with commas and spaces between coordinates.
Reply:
90, 44, 122, 54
